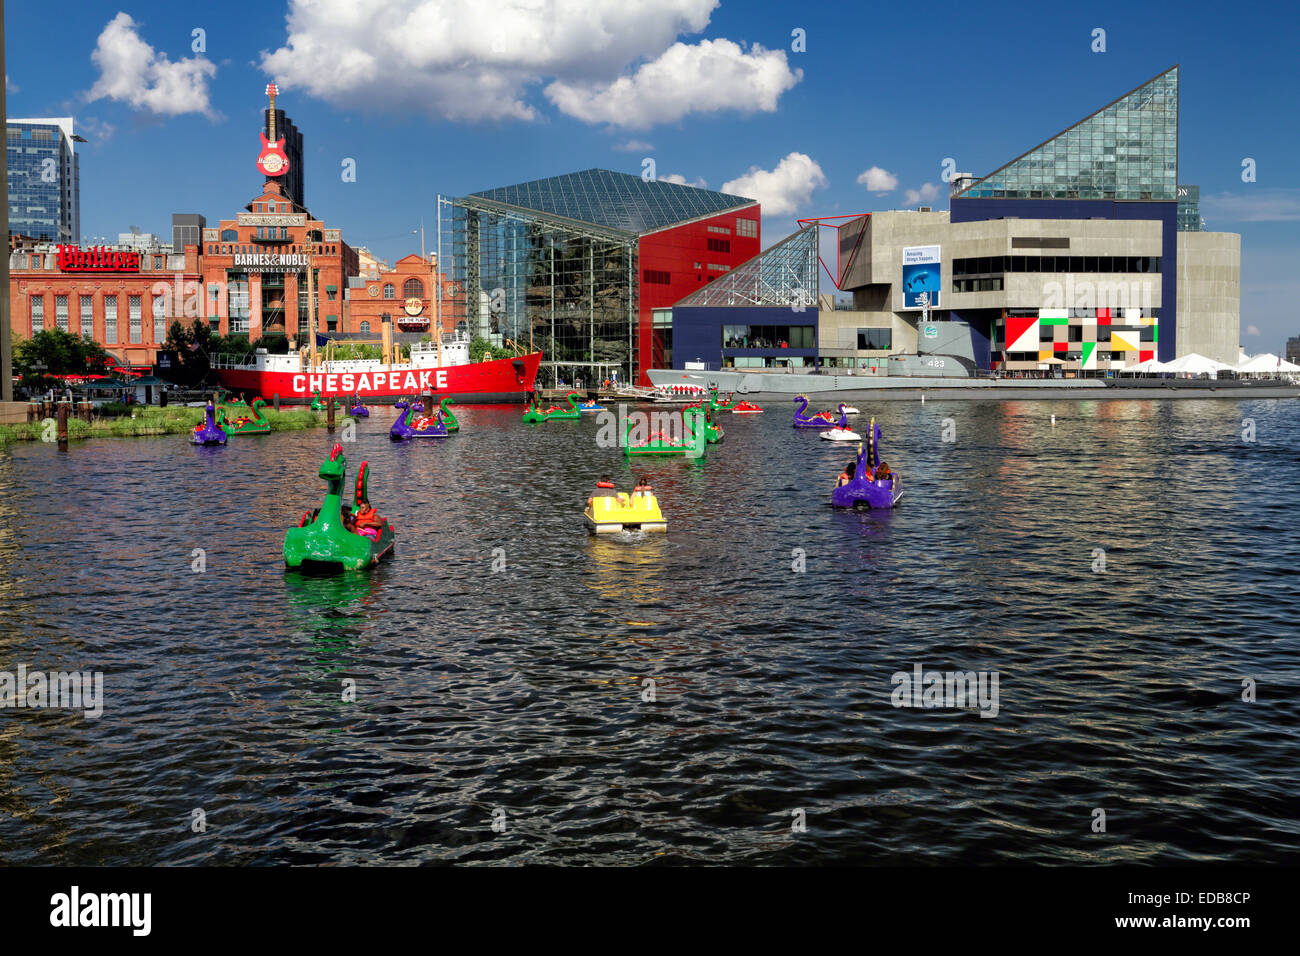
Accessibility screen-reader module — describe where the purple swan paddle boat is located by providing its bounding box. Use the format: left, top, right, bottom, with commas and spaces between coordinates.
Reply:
189, 403, 227, 445
793, 395, 847, 429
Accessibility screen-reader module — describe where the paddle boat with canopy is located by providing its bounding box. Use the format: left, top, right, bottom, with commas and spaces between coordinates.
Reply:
583, 477, 667, 533
284, 443, 395, 572
227, 398, 271, 435
347, 395, 370, 418
189, 403, 228, 445
830, 419, 901, 509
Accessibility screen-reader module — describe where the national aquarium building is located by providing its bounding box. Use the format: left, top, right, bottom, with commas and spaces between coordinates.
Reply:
825, 65, 1241, 374
438, 169, 762, 386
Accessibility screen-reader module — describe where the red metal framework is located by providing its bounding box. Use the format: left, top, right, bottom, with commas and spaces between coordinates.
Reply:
796, 214, 871, 290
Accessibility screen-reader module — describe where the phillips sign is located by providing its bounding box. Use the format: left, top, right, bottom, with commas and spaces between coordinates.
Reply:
56, 245, 142, 273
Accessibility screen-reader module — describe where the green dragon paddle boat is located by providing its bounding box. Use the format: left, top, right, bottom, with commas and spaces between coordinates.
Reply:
284, 443, 395, 573
543, 391, 582, 421
523, 394, 545, 423
438, 397, 459, 432
625, 406, 708, 458
226, 398, 271, 435
309, 389, 326, 411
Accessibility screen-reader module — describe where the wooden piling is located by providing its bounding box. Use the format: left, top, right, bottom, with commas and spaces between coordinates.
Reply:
273, 393, 280, 412
56, 403, 69, 448
327, 396, 336, 432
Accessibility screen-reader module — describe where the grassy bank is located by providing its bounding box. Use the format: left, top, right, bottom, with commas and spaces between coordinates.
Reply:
0, 406, 326, 444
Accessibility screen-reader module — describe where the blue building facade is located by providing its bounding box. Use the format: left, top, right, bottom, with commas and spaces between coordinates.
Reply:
671, 305, 818, 371
6, 118, 80, 243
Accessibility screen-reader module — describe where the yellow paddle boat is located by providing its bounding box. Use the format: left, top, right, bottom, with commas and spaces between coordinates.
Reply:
583, 478, 667, 534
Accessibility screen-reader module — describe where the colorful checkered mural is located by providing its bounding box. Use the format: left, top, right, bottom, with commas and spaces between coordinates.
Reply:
996, 307, 1157, 371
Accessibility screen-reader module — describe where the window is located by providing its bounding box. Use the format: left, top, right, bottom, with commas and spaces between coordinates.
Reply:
30, 295, 44, 333
359, 321, 370, 334
30, 255, 40, 269
228, 276, 250, 333
706, 264, 729, 272
80, 296, 94, 338
403, 278, 425, 299
105, 296, 118, 342
129, 296, 143, 343
736, 218, 758, 238
326, 288, 336, 301
707, 225, 732, 235
55, 295, 69, 332
153, 296, 167, 342
707, 237, 730, 253
383, 283, 395, 299
642, 270, 671, 284
221, 229, 237, 242
857, 328, 892, 350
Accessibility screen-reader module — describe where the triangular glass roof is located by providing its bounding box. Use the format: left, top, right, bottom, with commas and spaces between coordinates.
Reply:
674, 226, 819, 308
469, 168, 756, 236
956, 66, 1179, 201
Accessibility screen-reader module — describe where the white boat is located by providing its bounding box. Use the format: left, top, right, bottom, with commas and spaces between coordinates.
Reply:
820, 427, 861, 442
841, 405, 861, 415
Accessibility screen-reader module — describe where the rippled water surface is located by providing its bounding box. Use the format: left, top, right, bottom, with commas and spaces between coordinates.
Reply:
1, 397, 1297, 865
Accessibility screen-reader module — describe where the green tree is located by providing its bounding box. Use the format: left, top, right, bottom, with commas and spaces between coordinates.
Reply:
469, 336, 497, 362
14, 330, 113, 393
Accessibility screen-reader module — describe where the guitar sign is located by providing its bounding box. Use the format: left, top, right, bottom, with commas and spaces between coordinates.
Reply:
257, 83, 290, 177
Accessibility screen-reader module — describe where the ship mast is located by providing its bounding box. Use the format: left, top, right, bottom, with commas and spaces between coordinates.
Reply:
307, 245, 317, 368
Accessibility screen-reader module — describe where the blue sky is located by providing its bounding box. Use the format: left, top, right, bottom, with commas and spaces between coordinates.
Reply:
8, 0, 1297, 349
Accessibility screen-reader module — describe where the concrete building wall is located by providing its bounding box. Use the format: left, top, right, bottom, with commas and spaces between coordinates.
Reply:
1176, 231, 1240, 365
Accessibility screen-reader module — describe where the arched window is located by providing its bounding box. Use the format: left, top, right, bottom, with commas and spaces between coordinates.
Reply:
221, 229, 237, 242
383, 283, 395, 299
359, 321, 370, 334
403, 278, 424, 299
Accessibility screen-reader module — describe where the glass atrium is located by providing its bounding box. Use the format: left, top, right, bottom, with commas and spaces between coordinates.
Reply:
956, 66, 1179, 201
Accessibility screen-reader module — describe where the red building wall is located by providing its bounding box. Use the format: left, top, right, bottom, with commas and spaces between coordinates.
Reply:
635, 204, 760, 383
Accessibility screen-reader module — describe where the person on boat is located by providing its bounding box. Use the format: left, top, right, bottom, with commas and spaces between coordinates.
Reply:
340, 505, 357, 534
875, 462, 892, 481
633, 476, 652, 496
353, 498, 383, 539
836, 462, 854, 488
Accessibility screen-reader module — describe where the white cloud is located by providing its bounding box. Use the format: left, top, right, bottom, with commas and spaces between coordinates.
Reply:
722, 152, 827, 217
545, 39, 801, 128
261, 1, 798, 126
87, 13, 218, 117
5, 75, 17, 94
614, 139, 654, 153
903, 182, 940, 206
1245, 324, 1262, 336
857, 166, 897, 194
660, 173, 707, 188
1199, 189, 1300, 223
78, 116, 117, 146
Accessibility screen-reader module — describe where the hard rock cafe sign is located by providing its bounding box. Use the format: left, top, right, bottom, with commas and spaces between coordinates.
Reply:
403, 297, 423, 316
256, 84, 290, 177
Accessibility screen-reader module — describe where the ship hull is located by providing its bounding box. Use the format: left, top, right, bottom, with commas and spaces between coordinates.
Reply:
647, 367, 1300, 401
217, 352, 542, 404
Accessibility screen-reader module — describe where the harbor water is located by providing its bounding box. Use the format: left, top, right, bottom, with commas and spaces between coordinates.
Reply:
0, 398, 1297, 864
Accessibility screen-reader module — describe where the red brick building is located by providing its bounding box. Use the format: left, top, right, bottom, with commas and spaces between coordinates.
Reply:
200, 180, 358, 341
8, 241, 200, 368
347, 253, 455, 337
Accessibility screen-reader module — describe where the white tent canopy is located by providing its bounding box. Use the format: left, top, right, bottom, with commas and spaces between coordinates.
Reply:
1160, 352, 1233, 376
1237, 352, 1300, 375
1123, 357, 1170, 374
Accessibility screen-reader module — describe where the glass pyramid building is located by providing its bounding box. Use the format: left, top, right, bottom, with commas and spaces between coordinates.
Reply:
955, 66, 1178, 201
469, 168, 756, 235
673, 226, 820, 308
